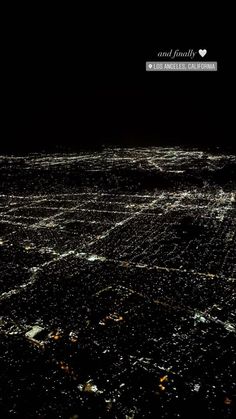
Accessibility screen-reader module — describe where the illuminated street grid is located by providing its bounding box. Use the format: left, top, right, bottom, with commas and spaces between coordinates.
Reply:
0, 148, 236, 418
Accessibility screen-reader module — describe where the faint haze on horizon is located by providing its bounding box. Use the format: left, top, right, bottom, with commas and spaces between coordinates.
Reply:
2, 86, 232, 154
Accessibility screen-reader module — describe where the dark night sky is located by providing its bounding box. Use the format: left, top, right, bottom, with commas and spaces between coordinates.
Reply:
3, 23, 233, 153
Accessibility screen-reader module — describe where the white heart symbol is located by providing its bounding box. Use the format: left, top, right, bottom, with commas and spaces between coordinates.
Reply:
148, 63, 152, 69
199, 49, 207, 57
